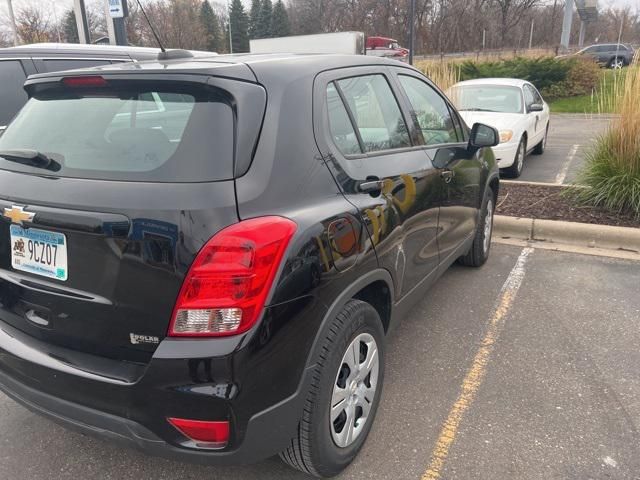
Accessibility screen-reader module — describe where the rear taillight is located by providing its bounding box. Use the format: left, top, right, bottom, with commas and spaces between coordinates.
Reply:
168, 418, 229, 449
168, 216, 297, 337
62, 76, 108, 88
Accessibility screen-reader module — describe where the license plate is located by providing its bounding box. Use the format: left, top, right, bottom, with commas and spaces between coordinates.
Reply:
10, 225, 68, 281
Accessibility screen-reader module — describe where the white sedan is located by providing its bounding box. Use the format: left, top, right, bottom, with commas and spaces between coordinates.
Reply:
447, 78, 550, 178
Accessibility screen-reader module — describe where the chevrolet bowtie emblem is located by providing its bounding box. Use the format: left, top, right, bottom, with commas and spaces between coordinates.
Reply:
3, 205, 35, 226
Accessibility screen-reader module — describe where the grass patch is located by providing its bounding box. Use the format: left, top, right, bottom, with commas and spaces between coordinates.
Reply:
549, 69, 622, 114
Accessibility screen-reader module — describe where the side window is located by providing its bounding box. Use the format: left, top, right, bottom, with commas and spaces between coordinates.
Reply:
523, 86, 535, 109
529, 85, 543, 105
336, 75, 411, 153
398, 75, 457, 145
451, 109, 466, 142
0, 60, 28, 126
41, 59, 111, 73
326, 83, 362, 155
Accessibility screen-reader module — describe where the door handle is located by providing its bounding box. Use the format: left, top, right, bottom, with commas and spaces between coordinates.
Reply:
359, 179, 384, 194
440, 170, 454, 184
25, 309, 50, 327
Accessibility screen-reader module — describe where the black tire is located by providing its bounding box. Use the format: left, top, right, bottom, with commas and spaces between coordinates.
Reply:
459, 186, 495, 268
280, 300, 385, 478
533, 124, 548, 155
608, 57, 625, 69
502, 137, 526, 178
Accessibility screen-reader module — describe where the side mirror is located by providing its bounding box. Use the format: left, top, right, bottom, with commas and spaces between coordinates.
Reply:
0, 126, 5, 138
528, 103, 544, 112
469, 123, 499, 149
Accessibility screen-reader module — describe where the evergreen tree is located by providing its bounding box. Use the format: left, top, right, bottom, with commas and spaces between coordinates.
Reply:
256, 0, 273, 39
228, 0, 250, 53
63, 9, 79, 43
200, 0, 221, 52
249, 0, 261, 39
270, 0, 290, 38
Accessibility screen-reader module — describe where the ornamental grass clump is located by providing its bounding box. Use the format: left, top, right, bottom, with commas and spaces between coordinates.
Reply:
576, 60, 640, 219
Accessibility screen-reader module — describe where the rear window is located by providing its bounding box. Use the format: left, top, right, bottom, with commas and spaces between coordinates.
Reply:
0, 80, 234, 182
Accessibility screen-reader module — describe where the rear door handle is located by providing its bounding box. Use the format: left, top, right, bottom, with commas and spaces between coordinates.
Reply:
440, 170, 454, 184
359, 180, 384, 194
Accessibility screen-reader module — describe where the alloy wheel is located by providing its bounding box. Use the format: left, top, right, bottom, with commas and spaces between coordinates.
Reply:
516, 142, 524, 174
483, 199, 494, 254
330, 333, 379, 448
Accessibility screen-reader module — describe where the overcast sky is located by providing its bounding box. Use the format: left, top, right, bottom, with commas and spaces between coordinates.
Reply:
1, 0, 638, 28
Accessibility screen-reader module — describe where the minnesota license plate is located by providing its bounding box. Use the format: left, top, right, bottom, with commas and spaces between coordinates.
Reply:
10, 225, 68, 281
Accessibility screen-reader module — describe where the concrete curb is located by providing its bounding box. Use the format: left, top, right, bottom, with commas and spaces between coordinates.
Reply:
494, 215, 640, 254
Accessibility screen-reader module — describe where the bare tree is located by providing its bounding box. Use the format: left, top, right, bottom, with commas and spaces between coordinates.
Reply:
14, 6, 55, 44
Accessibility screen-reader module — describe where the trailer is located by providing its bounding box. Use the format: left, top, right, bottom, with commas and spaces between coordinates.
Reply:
249, 32, 365, 55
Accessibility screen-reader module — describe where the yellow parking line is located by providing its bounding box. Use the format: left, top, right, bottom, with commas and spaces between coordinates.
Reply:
421, 247, 534, 480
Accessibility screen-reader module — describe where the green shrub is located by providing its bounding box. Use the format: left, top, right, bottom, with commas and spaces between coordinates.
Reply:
541, 58, 601, 99
573, 65, 640, 218
460, 56, 570, 91
459, 56, 600, 100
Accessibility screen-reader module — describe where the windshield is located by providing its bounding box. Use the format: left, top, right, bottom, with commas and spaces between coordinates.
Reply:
0, 80, 234, 182
449, 85, 523, 114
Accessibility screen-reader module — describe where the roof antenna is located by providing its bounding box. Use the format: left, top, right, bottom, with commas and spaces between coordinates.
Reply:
135, 0, 165, 53
134, 0, 193, 61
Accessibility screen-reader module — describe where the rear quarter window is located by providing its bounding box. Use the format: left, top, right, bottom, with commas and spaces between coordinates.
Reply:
0, 80, 234, 182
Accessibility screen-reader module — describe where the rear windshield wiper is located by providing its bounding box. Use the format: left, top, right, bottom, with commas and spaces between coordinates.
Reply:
459, 108, 495, 112
0, 149, 61, 172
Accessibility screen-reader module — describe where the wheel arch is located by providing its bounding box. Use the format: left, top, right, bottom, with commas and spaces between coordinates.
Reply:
304, 269, 395, 370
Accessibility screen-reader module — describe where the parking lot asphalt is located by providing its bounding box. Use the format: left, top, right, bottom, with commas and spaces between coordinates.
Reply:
1, 244, 639, 480
518, 114, 611, 185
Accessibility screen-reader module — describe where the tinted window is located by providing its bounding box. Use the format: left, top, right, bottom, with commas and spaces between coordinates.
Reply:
0, 60, 28, 126
399, 75, 458, 145
326, 83, 361, 155
0, 81, 234, 182
336, 75, 410, 153
41, 59, 112, 73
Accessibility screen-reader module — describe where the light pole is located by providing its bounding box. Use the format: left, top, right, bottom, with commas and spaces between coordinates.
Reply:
5, 0, 19, 46
227, 0, 233, 53
409, 0, 416, 65
73, 0, 91, 44
560, 0, 573, 51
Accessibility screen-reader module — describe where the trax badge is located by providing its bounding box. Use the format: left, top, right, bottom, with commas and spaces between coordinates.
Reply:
3, 205, 35, 226
130, 333, 160, 345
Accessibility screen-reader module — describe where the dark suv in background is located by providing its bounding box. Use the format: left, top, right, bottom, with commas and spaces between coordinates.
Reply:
0, 43, 166, 133
0, 53, 499, 477
576, 43, 635, 68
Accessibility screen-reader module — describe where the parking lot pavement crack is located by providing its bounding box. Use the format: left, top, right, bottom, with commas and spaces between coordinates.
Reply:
420, 247, 533, 480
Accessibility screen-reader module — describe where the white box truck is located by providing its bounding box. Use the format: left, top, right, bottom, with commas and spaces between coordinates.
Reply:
249, 32, 365, 55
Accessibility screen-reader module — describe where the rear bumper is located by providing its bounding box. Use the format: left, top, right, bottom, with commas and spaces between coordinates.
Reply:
0, 296, 319, 465
0, 363, 308, 466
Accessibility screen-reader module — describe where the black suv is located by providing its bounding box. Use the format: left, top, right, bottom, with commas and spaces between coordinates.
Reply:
576, 43, 635, 68
0, 43, 165, 133
0, 53, 499, 477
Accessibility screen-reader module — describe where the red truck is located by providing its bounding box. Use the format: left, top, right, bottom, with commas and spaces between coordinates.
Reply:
365, 36, 409, 60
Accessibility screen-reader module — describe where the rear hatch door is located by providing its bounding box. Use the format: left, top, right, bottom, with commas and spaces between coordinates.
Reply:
0, 71, 266, 366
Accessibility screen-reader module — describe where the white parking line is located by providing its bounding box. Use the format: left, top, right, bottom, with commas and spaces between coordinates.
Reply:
421, 247, 534, 480
555, 144, 580, 185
